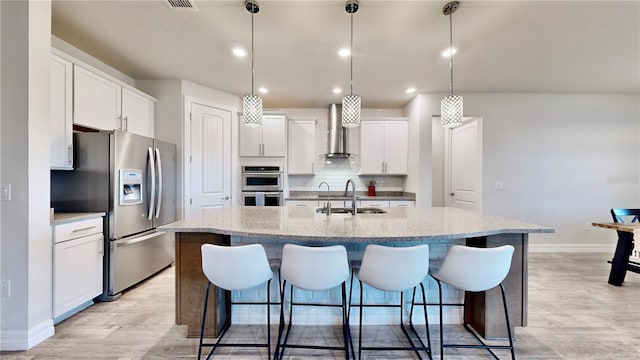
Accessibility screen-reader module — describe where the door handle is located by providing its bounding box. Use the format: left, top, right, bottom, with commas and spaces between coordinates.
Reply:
116, 232, 165, 247
223, 196, 230, 200
148, 147, 156, 221
155, 148, 163, 219
450, 192, 455, 196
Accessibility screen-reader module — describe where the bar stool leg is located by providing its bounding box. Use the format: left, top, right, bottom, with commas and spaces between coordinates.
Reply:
197, 282, 211, 360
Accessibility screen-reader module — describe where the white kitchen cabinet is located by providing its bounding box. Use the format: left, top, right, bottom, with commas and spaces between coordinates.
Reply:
288, 119, 316, 174
50, 54, 73, 170
73, 64, 122, 131
286, 200, 319, 207
53, 217, 104, 320
359, 120, 408, 175
73, 63, 155, 136
360, 199, 390, 208
239, 114, 286, 157
122, 87, 155, 137
389, 200, 415, 207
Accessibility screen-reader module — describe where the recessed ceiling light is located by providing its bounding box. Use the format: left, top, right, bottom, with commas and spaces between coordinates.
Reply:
441, 47, 457, 57
338, 47, 351, 57
333, 87, 342, 94
232, 47, 247, 57
258, 87, 268, 94
406, 87, 416, 94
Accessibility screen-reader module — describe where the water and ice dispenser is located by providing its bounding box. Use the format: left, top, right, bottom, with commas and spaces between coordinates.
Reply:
119, 169, 143, 205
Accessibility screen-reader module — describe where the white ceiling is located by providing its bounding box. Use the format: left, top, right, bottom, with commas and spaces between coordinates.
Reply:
51, 0, 640, 109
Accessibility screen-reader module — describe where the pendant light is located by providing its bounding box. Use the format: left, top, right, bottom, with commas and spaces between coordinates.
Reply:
243, 0, 262, 127
441, 1, 463, 128
342, 0, 361, 128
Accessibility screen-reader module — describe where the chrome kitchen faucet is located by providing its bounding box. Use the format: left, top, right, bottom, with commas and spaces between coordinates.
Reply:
319, 182, 331, 215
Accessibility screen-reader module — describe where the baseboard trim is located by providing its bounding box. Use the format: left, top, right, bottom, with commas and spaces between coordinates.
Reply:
529, 243, 615, 253
0, 319, 54, 351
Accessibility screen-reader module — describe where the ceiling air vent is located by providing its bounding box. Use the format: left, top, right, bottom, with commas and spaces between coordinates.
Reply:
164, 0, 199, 11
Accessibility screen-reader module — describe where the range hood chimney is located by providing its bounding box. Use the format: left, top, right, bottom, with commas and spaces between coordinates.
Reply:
326, 104, 350, 159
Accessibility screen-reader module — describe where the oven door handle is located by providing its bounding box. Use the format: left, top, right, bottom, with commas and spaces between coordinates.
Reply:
243, 192, 283, 196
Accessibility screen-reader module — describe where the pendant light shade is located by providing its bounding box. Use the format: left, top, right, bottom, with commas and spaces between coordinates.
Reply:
242, 94, 263, 127
441, 94, 463, 128
342, 0, 360, 128
441, 1, 463, 128
243, 0, 262, 127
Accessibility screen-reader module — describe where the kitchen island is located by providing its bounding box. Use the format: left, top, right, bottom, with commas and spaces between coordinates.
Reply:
160, 206, 553, 339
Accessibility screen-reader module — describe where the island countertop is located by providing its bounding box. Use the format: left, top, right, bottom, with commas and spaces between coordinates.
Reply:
160, 206, 553, 242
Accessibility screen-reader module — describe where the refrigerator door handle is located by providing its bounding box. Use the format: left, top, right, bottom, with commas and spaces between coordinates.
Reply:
147, 147, 156, 221
155, 148, 163, 219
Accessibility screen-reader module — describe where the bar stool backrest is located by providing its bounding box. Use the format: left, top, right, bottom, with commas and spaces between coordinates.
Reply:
281, 244, 349, 291
611, 208, 640, 223
201, 244, 273, 291
434, 245, 514, 292
358, 244, 430, 292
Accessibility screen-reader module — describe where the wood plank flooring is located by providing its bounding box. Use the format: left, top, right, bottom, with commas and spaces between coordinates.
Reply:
2, 253, 639, 359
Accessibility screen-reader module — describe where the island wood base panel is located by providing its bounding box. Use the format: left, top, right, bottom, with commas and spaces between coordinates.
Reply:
175, 232, 230, 338
175, 232, 527, 339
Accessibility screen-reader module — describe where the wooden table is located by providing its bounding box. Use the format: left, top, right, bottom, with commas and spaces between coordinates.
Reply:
592, 222, 640, 286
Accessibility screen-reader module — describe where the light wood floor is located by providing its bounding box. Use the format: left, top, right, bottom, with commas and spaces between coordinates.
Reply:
2, 253, 639, 359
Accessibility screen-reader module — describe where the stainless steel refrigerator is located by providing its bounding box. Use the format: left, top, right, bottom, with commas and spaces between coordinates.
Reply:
51, 130, 176, 301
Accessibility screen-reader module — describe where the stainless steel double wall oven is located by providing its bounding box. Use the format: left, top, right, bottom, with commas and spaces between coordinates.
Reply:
241, 165, 283, 206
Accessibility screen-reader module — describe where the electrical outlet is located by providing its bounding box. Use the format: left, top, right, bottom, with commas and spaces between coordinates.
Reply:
0, 280, 11, 297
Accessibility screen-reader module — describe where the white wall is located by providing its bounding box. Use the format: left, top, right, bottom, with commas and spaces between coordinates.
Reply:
403, 94, 435, 208
427, 93, 640, 251
1, 0, 54, 350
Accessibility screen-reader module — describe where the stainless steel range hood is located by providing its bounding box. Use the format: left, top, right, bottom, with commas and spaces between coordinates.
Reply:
326, 104, 350, 158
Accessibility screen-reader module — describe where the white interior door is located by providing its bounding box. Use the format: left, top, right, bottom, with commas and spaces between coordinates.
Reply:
446, 117, 482, 211
187, 102, 232, 219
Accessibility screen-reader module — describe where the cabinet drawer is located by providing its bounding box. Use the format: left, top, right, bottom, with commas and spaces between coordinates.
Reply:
389, 200, 415, 207
54, 217, 103, 243
360, 200, 390, 208
286, 200, 318, 207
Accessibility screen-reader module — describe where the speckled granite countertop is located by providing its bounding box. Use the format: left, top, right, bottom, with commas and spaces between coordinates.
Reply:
160, 207, 553, 242
52, 212, 105, 225
286, 191, 415, 201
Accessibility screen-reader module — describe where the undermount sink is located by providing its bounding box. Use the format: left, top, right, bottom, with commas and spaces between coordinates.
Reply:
357, 207, 387, 214
315, 207, 387, 214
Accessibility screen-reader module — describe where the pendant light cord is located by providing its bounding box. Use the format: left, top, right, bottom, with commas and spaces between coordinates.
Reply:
350, 11, 354, 96
449, 12, 454, 96
251, 10, 255, 96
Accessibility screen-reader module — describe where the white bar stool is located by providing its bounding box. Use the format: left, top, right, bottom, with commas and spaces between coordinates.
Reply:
355, 244, 433, 360
199, 244, 275, 359
274, 243, 353, 360
430, 245, 516, 360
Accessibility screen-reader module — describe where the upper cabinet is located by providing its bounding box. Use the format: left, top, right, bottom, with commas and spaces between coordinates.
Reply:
50, 54, 74, 170
287, 119, 316, 174
360, 119, 408, 175
239, 114, 286, 157
73, 65, 122, 131
122, 88, 155, 138
72, 63, 155, 138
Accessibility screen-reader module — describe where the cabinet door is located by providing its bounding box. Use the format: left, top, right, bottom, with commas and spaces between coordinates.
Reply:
389, 200, 415, 207
122, 87, 154, 137
239, 115, 263, 156
53, 233, 103, 318
73, 65, 121, 131
384, 121, 408, 175
262, 115, 286, 157
50, 54, 73, 170
359, 121, 385, 174
360, 200, 390, 208
286, 200, 318, 207
288, 120, 315, 174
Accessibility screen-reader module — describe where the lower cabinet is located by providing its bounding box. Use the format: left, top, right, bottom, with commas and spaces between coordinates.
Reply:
286, 200, 319, 207
53, 217, 104, 321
